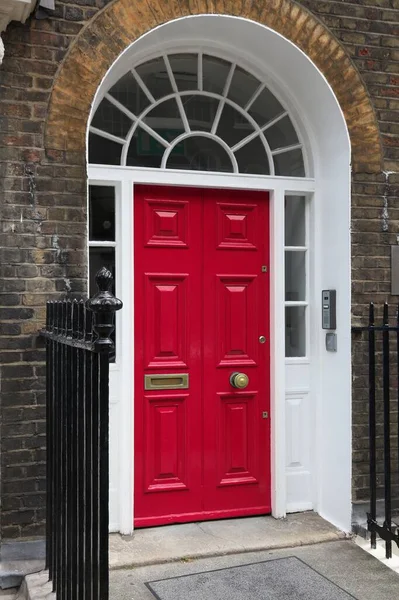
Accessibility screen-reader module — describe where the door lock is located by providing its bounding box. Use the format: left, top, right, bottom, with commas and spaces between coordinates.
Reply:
230, 372, 249, 389
259, 335, 266, 344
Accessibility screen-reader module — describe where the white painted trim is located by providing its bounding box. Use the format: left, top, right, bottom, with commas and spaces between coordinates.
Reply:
88, 165, 315, 192
117, 178, 134, 535
270, 187, 286, 518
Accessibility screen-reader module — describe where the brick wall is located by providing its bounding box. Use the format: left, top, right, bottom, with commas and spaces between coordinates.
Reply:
0, 4, 100, 538
0, 0, 398, 538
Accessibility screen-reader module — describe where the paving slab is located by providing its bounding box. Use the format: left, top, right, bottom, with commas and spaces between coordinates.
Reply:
109, 512, 345, 569
109, 539, 399, 600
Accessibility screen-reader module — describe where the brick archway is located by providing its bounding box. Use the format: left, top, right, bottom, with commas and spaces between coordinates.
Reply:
44, 0, 382, 173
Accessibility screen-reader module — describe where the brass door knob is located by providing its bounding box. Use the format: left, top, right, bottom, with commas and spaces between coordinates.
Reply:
230, 372, 249, 389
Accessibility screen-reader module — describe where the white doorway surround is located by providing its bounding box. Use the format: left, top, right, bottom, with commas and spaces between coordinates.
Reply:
87, 15, 351, 535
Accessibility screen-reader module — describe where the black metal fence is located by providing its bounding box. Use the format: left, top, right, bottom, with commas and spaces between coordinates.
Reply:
41, 267, 122, 599
353, 302, 399, 559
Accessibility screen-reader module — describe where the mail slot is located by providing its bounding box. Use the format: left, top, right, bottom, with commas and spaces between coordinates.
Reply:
144, 373, 189, 390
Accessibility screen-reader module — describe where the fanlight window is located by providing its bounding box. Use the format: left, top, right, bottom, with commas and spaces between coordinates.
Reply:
89, 53, 306, 177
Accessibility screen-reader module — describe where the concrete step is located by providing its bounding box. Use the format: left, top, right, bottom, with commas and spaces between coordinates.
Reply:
109, 512, 347, 569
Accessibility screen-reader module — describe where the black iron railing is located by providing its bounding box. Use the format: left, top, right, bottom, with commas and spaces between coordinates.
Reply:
352, 302, 399, 559
41, 268, 122, 599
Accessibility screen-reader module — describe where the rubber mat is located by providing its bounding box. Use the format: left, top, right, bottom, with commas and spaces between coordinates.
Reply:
146, 556, 357, 600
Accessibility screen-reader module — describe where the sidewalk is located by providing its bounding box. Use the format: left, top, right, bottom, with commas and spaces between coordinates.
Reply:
22, 513, 399, 599
110, 539, 399, 600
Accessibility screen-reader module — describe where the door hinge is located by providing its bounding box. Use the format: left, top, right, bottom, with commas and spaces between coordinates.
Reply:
262, 411, 269, 419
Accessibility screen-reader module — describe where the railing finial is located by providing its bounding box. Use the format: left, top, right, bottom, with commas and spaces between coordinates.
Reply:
86, 267, 123, 352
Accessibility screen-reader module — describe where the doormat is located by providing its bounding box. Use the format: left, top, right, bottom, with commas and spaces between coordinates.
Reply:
146, 556, 357, 600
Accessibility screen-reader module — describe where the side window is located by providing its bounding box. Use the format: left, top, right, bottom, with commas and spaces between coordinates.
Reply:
284, 195, 308, 358
88, 184, 116, 359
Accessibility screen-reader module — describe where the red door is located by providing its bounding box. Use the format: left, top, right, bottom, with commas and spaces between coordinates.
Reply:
134, 185, 270, 527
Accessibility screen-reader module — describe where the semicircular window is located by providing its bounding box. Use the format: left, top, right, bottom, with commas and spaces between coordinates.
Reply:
89, 53, 306, 177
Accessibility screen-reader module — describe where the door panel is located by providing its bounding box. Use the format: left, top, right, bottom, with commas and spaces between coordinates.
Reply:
144, 274, 188, 368
144, 393, 189, 493
134, 186, 203, 526
134, 185, 270, 526
203, 188, 270, 515
217, 392, 259, 487
216, 275, 258, 366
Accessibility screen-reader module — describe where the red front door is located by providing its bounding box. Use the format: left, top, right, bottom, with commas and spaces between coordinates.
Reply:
134, 185, 270, 527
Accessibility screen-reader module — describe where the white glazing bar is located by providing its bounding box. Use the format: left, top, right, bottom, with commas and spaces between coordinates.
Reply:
164, 54, 190, 133
231, 129, 258, 153
272, 143, 303, 156
198, 52, 203, 91
88, 241, 117, 247
245, 82, 265, 111
161, 130, 238, 172
211, 63, 235, 135
121, 121, 138, 166
139, 120, 171, 148
131, 68, 155, 103
260, 132, 275, 176
89, 127, 125, 145
284, 301, 309, 307
284, 246, 308, 251
261, 111, 289, 133
105, 93, 137, 123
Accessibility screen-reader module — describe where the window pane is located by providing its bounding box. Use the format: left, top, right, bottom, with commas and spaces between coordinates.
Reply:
234, 136, 270, 175
181, 95, 219, 132
166, 136, 233, 172
89, 247, 116, 361
228, 66, 260, 108
136, 56, 172, 99
91, 98, 132, 138
274, 149, 305, 177
143, 98, 185, 142
88, 133, 122, 165
285, 196, 305, 246
248, 87, 284, 127
217, 104, 254, 147
108, 71, 150, 116
202, 55, 231, 95
285, 251, 306, 301
126, 127, 164, 168
89, 247, 115, 296
89, 186, 115, 242
266, 115, 298, 151
285, 306, 306, 357
169, 54, 198, 91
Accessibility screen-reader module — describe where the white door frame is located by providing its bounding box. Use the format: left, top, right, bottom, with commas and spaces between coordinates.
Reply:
88, 165, 316, 534
87, 11, 353, 537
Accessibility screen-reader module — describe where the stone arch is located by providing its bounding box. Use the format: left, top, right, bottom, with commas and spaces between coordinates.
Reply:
45, 0, 382, 172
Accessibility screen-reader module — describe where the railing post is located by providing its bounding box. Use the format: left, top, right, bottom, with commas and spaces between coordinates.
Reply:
86, 268, 122, 600
382, 303, 392, 559
368, 303, 377, 550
